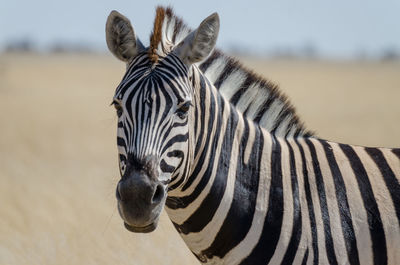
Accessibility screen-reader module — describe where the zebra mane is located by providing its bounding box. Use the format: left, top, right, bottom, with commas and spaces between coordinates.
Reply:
149, 7, 165, 63
150, 6, 312, 137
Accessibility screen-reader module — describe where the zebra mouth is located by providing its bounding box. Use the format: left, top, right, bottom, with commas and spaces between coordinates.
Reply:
124, 222, 157, 233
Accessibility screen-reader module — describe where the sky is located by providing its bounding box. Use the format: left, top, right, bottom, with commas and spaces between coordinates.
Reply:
1, 0, 400, 58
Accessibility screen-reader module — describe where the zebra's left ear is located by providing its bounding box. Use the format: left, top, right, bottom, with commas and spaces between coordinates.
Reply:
105, 10, 144, 62
174, 12, 220, 66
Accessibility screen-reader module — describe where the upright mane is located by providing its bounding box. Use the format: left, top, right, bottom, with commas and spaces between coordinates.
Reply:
149, 7, 165, 63
149, 6, 312, 137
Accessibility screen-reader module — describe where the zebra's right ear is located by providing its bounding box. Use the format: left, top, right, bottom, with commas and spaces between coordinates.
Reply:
174, 12, 220, 66
105, 10, 144, 62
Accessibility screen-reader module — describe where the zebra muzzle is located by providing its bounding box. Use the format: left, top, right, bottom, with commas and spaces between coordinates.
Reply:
116, 170, 166, 233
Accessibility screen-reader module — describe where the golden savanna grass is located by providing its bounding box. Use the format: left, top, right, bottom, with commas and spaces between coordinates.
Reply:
0, 53, 399, 264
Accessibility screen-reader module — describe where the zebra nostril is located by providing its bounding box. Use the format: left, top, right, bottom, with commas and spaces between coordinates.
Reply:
152, 184, 165, 204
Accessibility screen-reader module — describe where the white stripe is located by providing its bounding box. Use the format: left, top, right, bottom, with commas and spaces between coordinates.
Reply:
218, 130, 273, 264
354, 147, 400, 264
181, 112, 244, 253
290, 139, 313, 264
166, 98, 230, 224
236, 83, 268, 116
218, 70, 246, 101
299, 138, 329, 265
243, 115, 255, 164
268, 138, 294, 264
203, 57, 227, 84
259, 100, 284, 131
311, 139, 349, 264
381, 149, 400, 262
286, 124, 299, 138
169, 86, 215, 193
330, 142, 373, 265
275, 114, 293, 136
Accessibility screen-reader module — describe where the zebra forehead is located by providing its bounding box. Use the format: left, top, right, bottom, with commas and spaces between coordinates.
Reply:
115, 74, 188, 105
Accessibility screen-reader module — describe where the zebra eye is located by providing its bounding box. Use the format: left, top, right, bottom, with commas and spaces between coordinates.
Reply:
111, 100, 123, 117
176, 101, 191, 118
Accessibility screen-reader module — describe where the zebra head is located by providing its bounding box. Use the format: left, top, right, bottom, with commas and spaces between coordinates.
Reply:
105, 10, 219, 233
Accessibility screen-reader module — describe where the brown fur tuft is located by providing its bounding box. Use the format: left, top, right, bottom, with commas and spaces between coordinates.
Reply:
149, 6, 165, 63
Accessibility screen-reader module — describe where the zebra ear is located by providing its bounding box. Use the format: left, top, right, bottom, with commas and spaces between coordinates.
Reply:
174, 12, 220, 65
105, 10, 144, 62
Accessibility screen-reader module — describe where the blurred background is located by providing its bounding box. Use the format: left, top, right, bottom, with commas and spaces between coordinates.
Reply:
0, 1, 399, 264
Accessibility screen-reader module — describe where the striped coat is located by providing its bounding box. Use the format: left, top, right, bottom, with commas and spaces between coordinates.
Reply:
105, 6, 400, 265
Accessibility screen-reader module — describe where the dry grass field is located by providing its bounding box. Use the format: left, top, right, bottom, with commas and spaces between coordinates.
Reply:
0, 53, 399, 264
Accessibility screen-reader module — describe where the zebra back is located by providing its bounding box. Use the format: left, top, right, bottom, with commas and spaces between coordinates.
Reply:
151, 6, 313, 137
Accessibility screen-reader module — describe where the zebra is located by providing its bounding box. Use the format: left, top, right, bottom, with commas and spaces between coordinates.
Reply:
105, 6, 400, 265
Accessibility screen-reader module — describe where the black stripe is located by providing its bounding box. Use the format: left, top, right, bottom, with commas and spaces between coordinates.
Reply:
166, 151, 185, 181
253, 95, 276, 124
320, 141, 360, 265
168, 93, 222, 203
161, 133, 188, 154
119, 154, 126, 164
154, 70, 186, 103
181, 84, 218, 191
305, 139, 338, 265
284, 122, 296, 138
159, 55, 188, 80
213, 60, 236, 89
281, 140, 302, 264
240, 135, 283, 265
365, 147, 400, 225
118, 66, 149, 96
301, 248, 309, 265
201, 120, 261, 259
293, 128, 303, 138
120, 53, 149, 83
169, 170, 185, 189
175, 149, 191, 189
141, 83, 153, 153
295, 139, 319, 265
392, 148, 400, 159
230, 74, 252, 106
340, 144, 387, 265
125, 77, 146, 119
160, 159, 175, 173
174, 104, 238, 234
199, 50, 221, 73
152, 75, 176, 151
152, 82, 161, 138
138, 86, 147, 152
193, 75, 207, 155
117, 137, 126, 147
270, 108, 291, 134
167, 53, 188, 77
122, 119, 130, 149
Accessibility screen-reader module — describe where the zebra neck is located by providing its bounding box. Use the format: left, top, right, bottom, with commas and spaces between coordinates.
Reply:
165, 72, 288, 259
167, 69, 247, 194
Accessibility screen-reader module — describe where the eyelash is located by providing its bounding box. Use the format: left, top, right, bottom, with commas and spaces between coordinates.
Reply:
175, 101, 191, 119
111, 100, 123, 117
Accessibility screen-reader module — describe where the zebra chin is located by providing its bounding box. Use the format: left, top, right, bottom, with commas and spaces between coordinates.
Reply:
117, 196, 165, 233
123, 221, 158, 233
